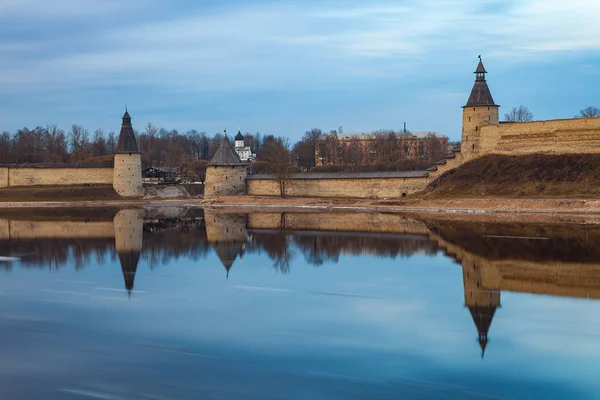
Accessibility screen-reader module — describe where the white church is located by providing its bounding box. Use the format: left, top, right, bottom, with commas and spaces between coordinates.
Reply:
234, 130, 256, 162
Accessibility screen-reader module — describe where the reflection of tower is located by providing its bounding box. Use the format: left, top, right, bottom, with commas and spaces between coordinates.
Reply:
114, 209, 144, 296
205, 211, 248, 278
462, 258, 500, 358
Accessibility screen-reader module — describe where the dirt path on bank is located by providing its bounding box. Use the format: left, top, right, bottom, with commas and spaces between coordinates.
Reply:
200, 196, 600, 216
1, 195, 600, 217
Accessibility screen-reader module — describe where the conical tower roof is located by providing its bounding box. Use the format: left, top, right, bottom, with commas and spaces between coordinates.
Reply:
209, 136, 244, 166
116, 109, 140, 154
119, 250, 141, 296
469, 306, 497, 358
464, 59, 498, 108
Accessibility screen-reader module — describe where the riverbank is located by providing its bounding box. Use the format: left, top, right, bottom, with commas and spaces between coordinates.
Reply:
2, 195, 599, 217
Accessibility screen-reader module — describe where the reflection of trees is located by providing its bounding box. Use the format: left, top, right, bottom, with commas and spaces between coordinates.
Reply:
250, 231, 294, 274
290, 233, 438, 265
142, 219, 210, 269
247, 230, 438, 272
0, 238, 115, 270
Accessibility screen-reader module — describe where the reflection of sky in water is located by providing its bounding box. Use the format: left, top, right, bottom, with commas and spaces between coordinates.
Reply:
1, 248, 600, 399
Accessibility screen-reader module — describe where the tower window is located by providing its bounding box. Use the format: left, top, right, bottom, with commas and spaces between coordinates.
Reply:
472, 144, 475, 150
468, 117, 471, 122
475, 126, 478, 131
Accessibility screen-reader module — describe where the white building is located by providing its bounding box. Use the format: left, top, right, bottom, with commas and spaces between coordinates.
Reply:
234, 130, 256, 162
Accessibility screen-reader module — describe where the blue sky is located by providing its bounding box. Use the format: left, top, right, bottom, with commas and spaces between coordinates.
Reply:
1, 0, 599, 142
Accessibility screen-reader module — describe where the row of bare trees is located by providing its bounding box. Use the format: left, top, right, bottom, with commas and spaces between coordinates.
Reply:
504, 105, 600, 122
0, 125, 117, 164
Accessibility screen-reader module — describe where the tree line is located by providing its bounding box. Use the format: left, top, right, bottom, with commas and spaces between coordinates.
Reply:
504, 105, 599, 122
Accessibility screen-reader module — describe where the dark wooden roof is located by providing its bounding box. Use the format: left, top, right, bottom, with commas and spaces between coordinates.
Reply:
116, 110, 140, 154
248, 171, 429, 180
475, 60, 487, 74
235, 130, 244, 141
209, 136, 245, 166
464, 60, 498, 108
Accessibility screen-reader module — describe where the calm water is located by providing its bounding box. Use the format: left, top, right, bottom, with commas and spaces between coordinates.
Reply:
1, 208, 600, 399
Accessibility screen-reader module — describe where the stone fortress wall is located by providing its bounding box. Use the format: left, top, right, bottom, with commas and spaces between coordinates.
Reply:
0, 165, 114, 188
479, 117, 600, 156
247, 175, 431, 198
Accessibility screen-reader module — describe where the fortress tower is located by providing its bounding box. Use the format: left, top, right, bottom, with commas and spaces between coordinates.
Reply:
204, 135, 248, 197
462, 58, 499, 159
113, 110, 144, 197
114, 209, 144, 296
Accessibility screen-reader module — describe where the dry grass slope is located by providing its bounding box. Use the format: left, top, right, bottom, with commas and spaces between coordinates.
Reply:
425, 154, 600, 197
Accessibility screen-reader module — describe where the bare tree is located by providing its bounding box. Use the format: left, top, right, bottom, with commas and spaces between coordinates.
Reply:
302, 128, 323, 168
504, 106, 533, 122
577, 106, 600, 118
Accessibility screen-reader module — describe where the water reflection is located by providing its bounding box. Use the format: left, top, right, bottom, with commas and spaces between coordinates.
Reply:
1, 208, 600, 398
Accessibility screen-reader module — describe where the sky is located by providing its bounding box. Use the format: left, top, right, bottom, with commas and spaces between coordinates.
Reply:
1, 0, 599, 142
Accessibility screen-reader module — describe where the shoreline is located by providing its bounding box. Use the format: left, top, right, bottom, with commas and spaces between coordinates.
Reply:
0, 196, 599, 217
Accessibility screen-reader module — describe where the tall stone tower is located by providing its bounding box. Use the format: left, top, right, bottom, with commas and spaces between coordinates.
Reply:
204, 135, 248, 197
113, 109, 144, 197
113, 209, 144, 296
462, 58, 499, 159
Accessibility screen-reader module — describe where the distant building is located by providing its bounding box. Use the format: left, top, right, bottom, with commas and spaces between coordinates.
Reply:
315, 131, 449, 167
234, 130, 256, 162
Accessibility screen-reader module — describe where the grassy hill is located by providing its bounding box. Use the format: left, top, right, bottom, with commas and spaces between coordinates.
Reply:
424, 154, 600, 197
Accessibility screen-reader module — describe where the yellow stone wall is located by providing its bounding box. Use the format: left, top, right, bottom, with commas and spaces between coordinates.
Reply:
479, 117, 600, 155
248, 176, 430, 198
0, 168, 8, 188
0, 167, 113, 187
113, 154, 144, 197
205, 166, 247, 197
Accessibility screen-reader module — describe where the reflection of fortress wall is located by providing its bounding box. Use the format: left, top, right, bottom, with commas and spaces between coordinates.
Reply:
430, 229, 600, 299
248, 213, 428, 235
0, 219, 9, 240
0, 219, 114, 239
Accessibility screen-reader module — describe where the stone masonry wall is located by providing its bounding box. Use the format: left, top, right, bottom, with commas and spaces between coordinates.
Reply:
205, 166, 247, 197
248, 176, 430, 198
0, 167, 113, 188
479, 117, 600, 155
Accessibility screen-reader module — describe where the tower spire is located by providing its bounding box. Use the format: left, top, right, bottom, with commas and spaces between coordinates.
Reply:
464, 56, 497, 107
